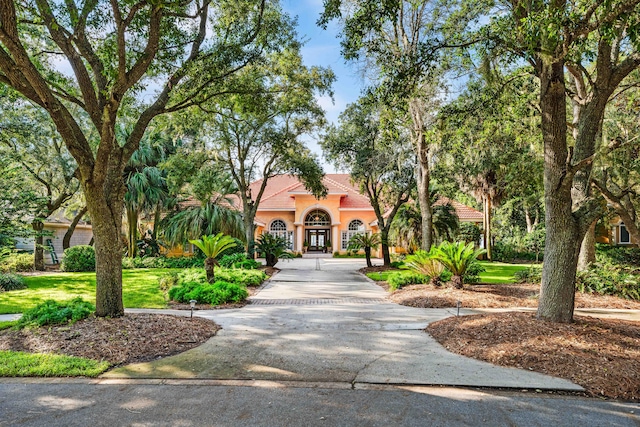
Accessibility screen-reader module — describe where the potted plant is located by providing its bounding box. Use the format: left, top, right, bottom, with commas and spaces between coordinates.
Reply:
303, 240, 309, 253
325, 239, 332, 253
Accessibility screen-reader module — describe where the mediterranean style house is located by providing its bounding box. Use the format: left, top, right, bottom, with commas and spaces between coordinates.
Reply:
247, 174, 483, 255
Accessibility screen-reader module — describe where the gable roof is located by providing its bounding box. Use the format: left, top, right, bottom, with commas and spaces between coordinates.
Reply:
250, 174, 372, 210
435, 196, 483, 222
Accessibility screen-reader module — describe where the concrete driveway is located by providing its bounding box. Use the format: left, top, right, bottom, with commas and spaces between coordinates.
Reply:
109, 258, 581, 392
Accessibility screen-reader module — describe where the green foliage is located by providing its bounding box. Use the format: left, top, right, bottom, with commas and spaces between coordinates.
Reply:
404, 250, 445, 280
515, 266, 543, 284
0, 253, 34, 273
0, 273, 27, 292
218, 238, 246, 258
216, 269, 266, 287
168, 280, 248, 305
218, 253, 260, 269
256, 233, 293, 267
596, 244, 640, 266
190, 233, 238, 260
347, 233, 381, 251
463, 262, 485, 284
430, 241, 486, 287
456, 223, 482, 244
17, 298, 94, 328
60, 246, 95, 272
0, 320, 17, 331
158, 271, 180, 293
122, 256, 203, 269
0, 350, 109, 377
387, 271, 429, 291
576, 262, 640, 301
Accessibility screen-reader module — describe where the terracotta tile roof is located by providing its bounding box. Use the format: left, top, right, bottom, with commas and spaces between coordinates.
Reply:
249, 174, 373, 210
435, 196, 483, 222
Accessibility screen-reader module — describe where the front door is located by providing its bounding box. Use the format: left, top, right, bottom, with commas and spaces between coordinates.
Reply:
306, 229, 329, 251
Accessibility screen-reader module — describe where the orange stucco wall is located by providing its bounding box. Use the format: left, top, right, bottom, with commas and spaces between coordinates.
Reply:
254, 194, 382, 256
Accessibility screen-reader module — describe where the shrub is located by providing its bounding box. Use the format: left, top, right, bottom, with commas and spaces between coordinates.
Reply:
61, 245, 95, 272
463, 261, 485, 284
515, 266, 542, 284
0, 273, 27, 292
430, 241, 486, 288
217, 237, 245, 258
596, 244, 640, 266
216, 268, 267, 287
576, 262, 640, 300
218, 253, 260, 269
158, 271, 180, 292
0, 253, 34, 273
456, 222, 482, 244
17, 298, 94, 328
387, 271, 429, 290
404, 250, 444, 284
256, 233, 293, 267
168, 280, 248, 305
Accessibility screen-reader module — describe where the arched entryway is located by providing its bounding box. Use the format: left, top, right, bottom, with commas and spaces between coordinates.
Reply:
304, 209, 331, 252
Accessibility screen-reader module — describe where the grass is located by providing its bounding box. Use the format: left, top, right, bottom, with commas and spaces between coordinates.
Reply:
0, 320, 17, 331
477, 261, 531, 284
0, 268, 177, 314
367, 262, 532, 285
0, 350, 109, 377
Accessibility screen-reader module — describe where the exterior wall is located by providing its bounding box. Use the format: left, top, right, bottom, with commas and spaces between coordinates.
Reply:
16, 224, 93, 264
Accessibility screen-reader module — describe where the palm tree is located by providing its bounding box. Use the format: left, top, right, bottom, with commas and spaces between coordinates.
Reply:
404, 249, 445, 286
256, 233, 293, 267
347, 232, 381, 268
390, 193, 460, 252
430, 241, 486, 289
189, 233, 238, 283
123, 130, 175, 258
162, 200, 245, 248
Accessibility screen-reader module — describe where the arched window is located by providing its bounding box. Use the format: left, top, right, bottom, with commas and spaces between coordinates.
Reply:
270, 219, 287, 232
268, 219, 293, 249
304, 209, 330, 226
348, 220, 364, 232
343, 219, 366, 250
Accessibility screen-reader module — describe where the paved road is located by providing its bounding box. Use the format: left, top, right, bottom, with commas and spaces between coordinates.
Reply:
1, 379, 638, 427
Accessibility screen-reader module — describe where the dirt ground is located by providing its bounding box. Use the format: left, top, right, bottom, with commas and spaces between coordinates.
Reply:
428, 312, 640, 401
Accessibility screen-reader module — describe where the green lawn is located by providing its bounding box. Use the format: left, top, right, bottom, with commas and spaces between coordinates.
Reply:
478, 261, 532, 284
366, 262, 532, 285
0, 351, 109, 377
0, 268, 177, 314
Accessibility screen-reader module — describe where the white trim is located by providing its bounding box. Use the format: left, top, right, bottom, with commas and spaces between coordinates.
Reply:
619, 223, 632, 244
256, 208, 296, 212
289, 191, 347, 196
298, 205, 339, 226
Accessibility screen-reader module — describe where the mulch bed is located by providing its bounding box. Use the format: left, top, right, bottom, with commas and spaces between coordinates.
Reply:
427, 312, 640, 401
0, 314, 220, 367
388, 283, 640, 310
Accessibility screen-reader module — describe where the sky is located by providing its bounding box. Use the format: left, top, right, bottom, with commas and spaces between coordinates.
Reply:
281, 0, 367, 172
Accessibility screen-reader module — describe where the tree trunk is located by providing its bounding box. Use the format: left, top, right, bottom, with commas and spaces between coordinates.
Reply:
244, 213, 256, 259
126, 206, 138, 258
417, 163, 433, 251
32, 220, 45, 271
451, 275, 463, 289
204, 257, 215, 283
63, 205, 88, 250
577, 221, 597, 271
364, 247, 372, 268
381, 228, 391, 266
537, 58, 580, 323
484, 195, 493, 261
84, 171, 126, 318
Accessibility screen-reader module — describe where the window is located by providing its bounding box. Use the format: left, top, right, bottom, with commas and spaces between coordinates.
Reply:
620, 223, 631, 244
342, 220, 366, 250
305, 210, 330, 226
268, 220, 294, 250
